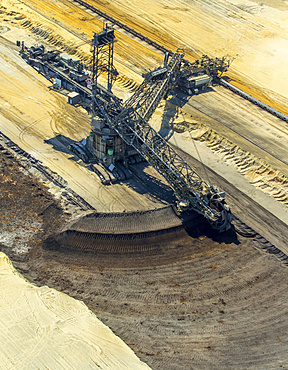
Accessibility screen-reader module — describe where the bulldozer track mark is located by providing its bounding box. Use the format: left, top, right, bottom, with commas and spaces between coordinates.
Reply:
188, 100, 288, 170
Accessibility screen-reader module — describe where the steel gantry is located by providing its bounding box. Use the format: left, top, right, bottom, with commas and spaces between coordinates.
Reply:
91, 25, 118, 92
19, 34, 232, 231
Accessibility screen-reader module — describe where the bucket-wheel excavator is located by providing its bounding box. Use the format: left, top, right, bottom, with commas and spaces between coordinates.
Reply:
19, 26, 232, 231
89, 44, 232, 232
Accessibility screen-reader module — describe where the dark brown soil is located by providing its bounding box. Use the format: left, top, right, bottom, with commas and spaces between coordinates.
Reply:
1, 147, 288, 369
0, 146, 67, 260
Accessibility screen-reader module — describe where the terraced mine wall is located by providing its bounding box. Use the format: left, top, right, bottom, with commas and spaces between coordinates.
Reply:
72, 0, 288, 122
220, 79, 288, 123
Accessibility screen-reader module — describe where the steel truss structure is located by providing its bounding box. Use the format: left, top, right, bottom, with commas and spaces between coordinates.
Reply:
111, 107, 231, 231
109, 49, 232, 231
92, 25, 117, 92
182, 55, 232, 78
19, 37, 232, 231
124, 49, 184, 121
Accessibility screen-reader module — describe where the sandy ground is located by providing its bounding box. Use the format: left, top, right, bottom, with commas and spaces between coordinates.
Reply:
1, 0, 288, 368
31, 238, 288, 369
0, 1, 287, 216
0, 252, 150, 369
85, 0, 288, 114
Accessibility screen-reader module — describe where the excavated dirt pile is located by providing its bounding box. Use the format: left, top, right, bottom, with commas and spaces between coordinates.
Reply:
0, 144, 67, 258
44, 206, 204, 253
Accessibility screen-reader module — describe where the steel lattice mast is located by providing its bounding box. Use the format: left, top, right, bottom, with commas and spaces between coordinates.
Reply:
91, 25, 117, 92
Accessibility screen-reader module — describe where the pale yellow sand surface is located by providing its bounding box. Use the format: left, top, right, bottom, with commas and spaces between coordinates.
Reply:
0, 252, 150, 369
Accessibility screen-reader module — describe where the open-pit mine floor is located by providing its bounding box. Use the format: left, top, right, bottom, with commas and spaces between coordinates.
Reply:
1, 0, 288, 368
1, 145, 288, 369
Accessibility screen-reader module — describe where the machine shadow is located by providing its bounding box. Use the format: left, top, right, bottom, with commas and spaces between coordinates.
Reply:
44, 134, 175, 204
183, 211, 240, 245
158, 87, 214, 141
44, 134, 80, 162
158, 98, 178, 141
122, 162, 176, 204
44, 135, 237, 245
